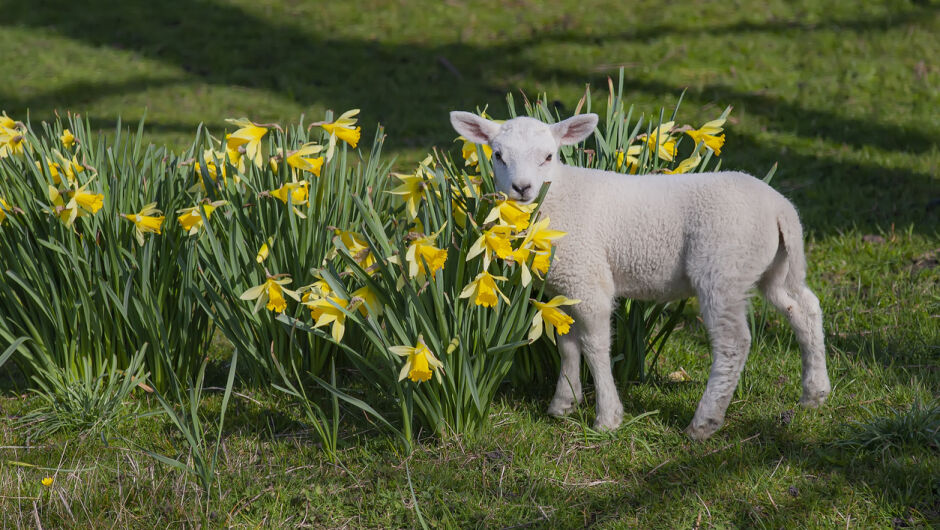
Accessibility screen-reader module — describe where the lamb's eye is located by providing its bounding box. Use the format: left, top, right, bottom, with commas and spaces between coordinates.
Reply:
545, 154, 553, 163
494, 151, 503, 162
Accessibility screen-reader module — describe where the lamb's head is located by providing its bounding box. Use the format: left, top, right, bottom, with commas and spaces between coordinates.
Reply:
449, 111, 597, 204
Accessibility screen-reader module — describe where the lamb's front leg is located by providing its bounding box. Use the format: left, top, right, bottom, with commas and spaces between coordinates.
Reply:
578, 302, 623, 431
547, 327, 582, 417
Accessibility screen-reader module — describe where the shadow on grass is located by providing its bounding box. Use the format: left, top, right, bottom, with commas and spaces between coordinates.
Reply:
1, 0, 937, 235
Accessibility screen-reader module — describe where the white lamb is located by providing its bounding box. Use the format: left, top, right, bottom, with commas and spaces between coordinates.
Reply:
450, 111, 831, 440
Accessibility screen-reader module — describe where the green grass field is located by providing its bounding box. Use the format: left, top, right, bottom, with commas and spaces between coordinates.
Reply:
1, 0, 938, 527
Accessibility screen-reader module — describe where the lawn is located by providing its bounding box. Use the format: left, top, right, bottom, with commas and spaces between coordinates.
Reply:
1, 0, 938, 527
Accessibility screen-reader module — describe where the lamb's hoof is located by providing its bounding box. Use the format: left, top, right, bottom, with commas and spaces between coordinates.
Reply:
592, 408, 623, 432
799, 389, 829, 409
684, 419, 721, 441
547, 399, 578, 418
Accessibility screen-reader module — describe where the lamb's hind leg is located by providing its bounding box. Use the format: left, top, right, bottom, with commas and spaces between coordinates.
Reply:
547, 326, 583, 417
760, 278, 830, 407
686, 291, 751, 441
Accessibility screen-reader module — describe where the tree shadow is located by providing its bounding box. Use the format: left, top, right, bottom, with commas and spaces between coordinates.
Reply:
2, 0, 938, 234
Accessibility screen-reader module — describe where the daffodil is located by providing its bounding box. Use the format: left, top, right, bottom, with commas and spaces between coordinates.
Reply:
644, 121, 677, 162
270, 180, 309, 205
0, 126, 28, 158
177, 200, 226, 235
193, 149, 230, 191
240, 276, 300, 314
306, 295, 350, 342
405, 227, 448, 281
0, 198, 10, 225
484, 199, 536, 230
286, 142, 325, 176
389, 155, 434, 219
458, 136, 493, 168
615, 144, 642, 173
225, 118, 267, 168
38, 152, 85, 185
69, 183, 104, 215
335, 230, 376, 271
685, 117, 726, 155
60, 129, 76, 149
270, 180, 309, 217
529, 295, 580, 343
47, 185, 84, 227
451, 175, 482, 228
0, 112, 14, 130
466, 224, 514, 269
321, 109, 361, 161
123, 202, 165, 245
663, 154, 702, 175
299, 278, 333, 303
459, 271, 510, 308
521, 217, 566, 251
350, 285, 382, 317
256, 236, 274, 263
508, 244, 552, 287
390, 335, 443, 383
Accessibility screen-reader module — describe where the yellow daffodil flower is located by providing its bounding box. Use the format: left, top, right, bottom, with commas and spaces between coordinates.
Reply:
529, 295, 581, 343
47, 185, 84, 227
0, 198, 10, 225
389, 155, 434, 219
286, 143, 325, 176
508, 244, 551, 287
458, 136, 493, 169
685, 117, 726, 156
459, 271, 510, 308
615, 145, 642, 173
390, 335, 443, 383
484, 199, 536, 230
644, 121, 677, 162
0, 112, 14, 130
0, 126, 28, 158
60, 129, 76, 149
350, 285, 383, 317
405, 226, 448, 281
225, 118, 267, 168
270, 180, 309, 218
123, 202, 165, 245
240, 276, 300, 314
306, 295, 350, 342
521, 217, 566, 252
177, 200, 226, 235
335, 230, 376, 271
69, 183, 104, 215
270, 180, 309, 205
256, 236, 274, 263
321, 109, 361, 161
39, 152, 85, 185
193, 149, 230, 191
451, 176, 482, 228
466, 224, 514, 269
664, 154, 702, 175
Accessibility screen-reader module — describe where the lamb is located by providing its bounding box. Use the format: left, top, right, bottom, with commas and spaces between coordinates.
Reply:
450, 111, 831, 440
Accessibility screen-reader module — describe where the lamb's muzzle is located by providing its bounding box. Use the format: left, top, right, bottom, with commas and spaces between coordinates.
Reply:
450, 111, 831, 440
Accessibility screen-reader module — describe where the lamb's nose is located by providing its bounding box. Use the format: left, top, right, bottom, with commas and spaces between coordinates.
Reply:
512, 183, 532, 196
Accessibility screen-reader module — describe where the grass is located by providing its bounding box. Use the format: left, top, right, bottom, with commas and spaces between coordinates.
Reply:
1, 0, 938, 526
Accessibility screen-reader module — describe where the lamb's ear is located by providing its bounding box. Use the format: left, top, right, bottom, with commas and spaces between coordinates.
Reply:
550, 114, 598, 146
450, 111, 501, 145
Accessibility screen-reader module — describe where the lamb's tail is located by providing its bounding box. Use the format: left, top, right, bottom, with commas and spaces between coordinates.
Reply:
774, 203, 808, 292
